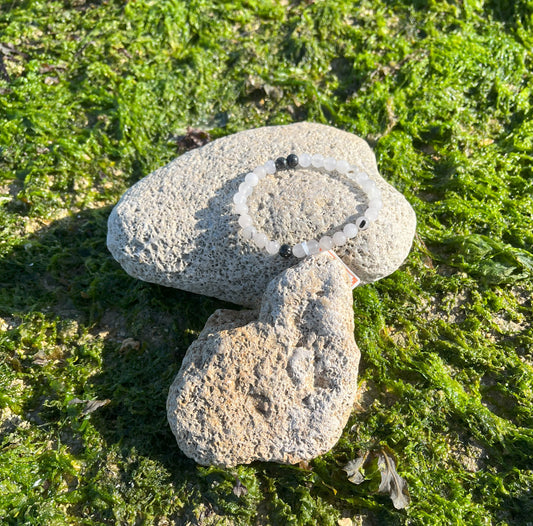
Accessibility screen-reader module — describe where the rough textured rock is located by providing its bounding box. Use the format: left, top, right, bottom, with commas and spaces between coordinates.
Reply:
107, 122, 416, 307
167, 254, 360, 466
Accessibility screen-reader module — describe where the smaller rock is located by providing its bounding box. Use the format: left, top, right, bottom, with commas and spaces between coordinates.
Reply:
167, 253, 361, 466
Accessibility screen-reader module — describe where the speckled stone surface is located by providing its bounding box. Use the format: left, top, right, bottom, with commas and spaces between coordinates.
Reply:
166, 254, 360, 467
107, 122, 416, 307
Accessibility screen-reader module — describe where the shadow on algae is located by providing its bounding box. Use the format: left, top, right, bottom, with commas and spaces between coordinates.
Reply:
0, 206, 228, 466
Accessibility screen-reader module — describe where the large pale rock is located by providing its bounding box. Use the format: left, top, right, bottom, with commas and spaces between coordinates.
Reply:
107, 122, 416, 307
167, 254, 360, 466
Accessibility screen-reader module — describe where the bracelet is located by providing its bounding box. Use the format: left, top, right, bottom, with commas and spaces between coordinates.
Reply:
233, 153, 382, 258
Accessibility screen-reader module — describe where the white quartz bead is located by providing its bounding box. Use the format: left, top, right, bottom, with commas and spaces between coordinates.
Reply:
361, 180, 376, 193
355, 172, 369, 185
355, 216, 370, 230
299, 153, 311, 168
292, 243, 306, 258
367, 187, 381, 200
319, 236, 333, 251
253, 232, 268, 248
365, 208, 379, 222
343, 223, 358, 239
242, 226, 256, 240
238, 214, 253, 228
311, 154, 324, 168
239, 182, 253, 196
264, 160, 276, 174
332, 231, 347, 246
233, 192, 247, 204
368, 198, 383, 211
253, 165, 267, 179
323, 157, 336, 171
336, 159, 349, 174
245, 172, 259, 186
234, 202, 248, 214
306, 239, 320, 255
266, 240, 280, 255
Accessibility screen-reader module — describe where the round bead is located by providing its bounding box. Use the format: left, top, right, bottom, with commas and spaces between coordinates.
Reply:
253, 165, 267, 179
323, 157, 336, 171
343, 223, 358, 239
275, 157, 288, 171
367, 187, 381, 200
306, 239, 320, 255
299, 153, 311, 168
361, 179, 376, 193
311, 154, 324, 168
245, 172, 259, 186
233, 192, 247, 204
266, 240, 281, 255
238, 182, 253, 196
234, 202, 248, 215
332, 231, 347, 246
355, 216, 369, 230
336, 159, 349, 174
292, 243, 306, 258
368, 198, 383, 211
355, 172, 369, 185
279, 244, 292, 258
253, 232, 268, 248
319, 236, 333, 251
264, 160, 276, 174
286, 154, 298, 168
365, 207, 380, 222
242, 226, 256, 240
238, 214, 253, 228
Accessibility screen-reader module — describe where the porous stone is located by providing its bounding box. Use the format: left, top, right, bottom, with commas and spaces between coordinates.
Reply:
166, 253, 360, 466
107, 122, 416, 307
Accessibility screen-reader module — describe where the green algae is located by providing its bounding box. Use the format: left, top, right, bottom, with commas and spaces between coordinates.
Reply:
1, 0, 532, 524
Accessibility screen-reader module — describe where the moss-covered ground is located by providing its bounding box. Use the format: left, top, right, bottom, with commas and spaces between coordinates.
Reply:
1, 0, 532, 524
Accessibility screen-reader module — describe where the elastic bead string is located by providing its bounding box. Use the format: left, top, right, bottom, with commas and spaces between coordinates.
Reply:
233, 153, 383, 258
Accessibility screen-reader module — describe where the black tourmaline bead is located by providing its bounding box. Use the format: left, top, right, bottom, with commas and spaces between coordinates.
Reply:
286, 153, 298, 168
275, 157, 288, 171
279, 244, 292, 258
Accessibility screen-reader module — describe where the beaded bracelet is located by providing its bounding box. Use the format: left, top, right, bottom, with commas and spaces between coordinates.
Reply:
233, 153, 382, 258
